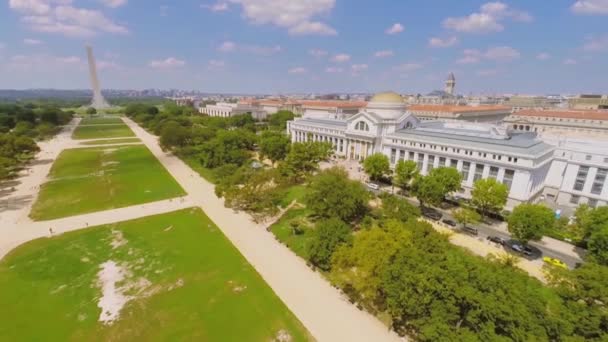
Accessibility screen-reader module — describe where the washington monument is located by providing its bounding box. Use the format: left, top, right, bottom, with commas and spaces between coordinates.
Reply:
86, 45, 110, 109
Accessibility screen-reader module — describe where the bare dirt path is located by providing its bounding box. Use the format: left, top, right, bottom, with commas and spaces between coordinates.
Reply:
0, 116, 401, 342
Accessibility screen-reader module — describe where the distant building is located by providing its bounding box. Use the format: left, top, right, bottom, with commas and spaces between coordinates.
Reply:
504, 109, 608, 138
408, 104, 512, 123
298, 100, 367, 120
502, 96, 558, 110
568, 94, 608, 110
198, 101, 267, 120
445, 72, 456, 96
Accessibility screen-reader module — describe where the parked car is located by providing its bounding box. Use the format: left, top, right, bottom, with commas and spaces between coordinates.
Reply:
487, 236, 506, 245
422, 208, 442, 221
442, 219, 457, 227
543, 256, 568, 269
462, 226, 479, 236
366, 182, 380, 190
511, 243, 533, 256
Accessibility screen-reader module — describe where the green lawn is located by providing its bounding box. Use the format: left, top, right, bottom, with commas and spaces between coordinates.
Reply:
180, 154, 218, 183
80, 117, 125, 125
0, 208, 311, 341
80, 138, 141, 145
72, 124, 135, 140
30, 145, 185, 220
269, 207, 315, 260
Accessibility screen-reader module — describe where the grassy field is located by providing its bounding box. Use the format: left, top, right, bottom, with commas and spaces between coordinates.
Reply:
180, 154, 218, 183
30, 145, 185, 220
80, 117, 125, 125
80, 138, 141, 145
72, 124, 135, 140
0, 208, 311, 341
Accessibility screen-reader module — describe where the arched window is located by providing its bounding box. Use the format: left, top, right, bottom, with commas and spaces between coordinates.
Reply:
355, 121, 370, 131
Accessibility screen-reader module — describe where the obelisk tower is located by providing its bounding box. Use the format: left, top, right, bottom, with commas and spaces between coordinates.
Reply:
86, 45, 110, 109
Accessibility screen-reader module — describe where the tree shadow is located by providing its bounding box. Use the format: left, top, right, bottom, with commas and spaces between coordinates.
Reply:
0, 195, 33, 213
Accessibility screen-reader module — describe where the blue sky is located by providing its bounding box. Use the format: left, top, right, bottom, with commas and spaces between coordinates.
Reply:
1, 0, 607, 94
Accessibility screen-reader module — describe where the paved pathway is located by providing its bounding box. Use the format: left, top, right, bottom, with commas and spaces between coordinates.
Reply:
0, 117, 401, 342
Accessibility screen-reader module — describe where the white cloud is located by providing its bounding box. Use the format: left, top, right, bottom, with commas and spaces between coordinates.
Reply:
572, 0, 608, 15
331, 53, 350, 63
202, 2, 229, 12
309, 49, 328, 58
97, 60, 120, 70
208, 59, 226, 69
148, 57, 186, 68
583, 34, 608, 51
456, 46, 520, 64
385, 23, 404, 35
536, 52, 551, 60
325, 67, 343, 73
9, 2, 129, 37
6, 53, 83, 71
351, 64, 368, 75
428, 36, 459, 48
100, 0, 127, 8
229, 0, 337, 36
443, 2, 532, 34
563, 58, 578, 65
476, 69, 499, 76
394, 63, 423, 72
218, 41, 237, 52
24, 38, 43, 45
374, 50, 394, 58
288, 67, 307, 74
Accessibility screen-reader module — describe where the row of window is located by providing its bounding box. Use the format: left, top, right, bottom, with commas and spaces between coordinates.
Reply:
390, 148, 515, 191
514, 116, 607, 125
570, 195, 603, 208
573, 166, 607, 195
388, 139, 520, 164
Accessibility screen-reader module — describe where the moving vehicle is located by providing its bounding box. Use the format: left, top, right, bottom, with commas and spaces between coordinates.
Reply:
441, 219, 457, 227
487, 236, 506, 245
511, 243, 533, 256
543, 256, 568, 269
422, 208, 442, 221
462, 226, 478, 236
366, 182, 380, 190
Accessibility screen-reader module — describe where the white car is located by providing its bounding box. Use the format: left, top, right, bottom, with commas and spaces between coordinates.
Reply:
366, 183, 380, 190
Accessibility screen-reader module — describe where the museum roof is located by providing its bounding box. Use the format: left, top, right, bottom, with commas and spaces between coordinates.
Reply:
299, 100, 367, 109
512, 109, 608, 121
408, 104, 511, 113
390, 121, 554, 156
291, 117, 347, 129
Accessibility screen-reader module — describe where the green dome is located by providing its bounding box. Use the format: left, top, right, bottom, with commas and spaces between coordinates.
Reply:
369, 91, 404, 104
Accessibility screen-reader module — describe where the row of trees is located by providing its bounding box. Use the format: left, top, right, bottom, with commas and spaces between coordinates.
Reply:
0, 103, 73, 180
299, 168, 608, 341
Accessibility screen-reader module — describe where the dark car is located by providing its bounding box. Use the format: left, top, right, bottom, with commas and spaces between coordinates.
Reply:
462, 226, 479, 236
511, 243, 534, 256
487, 236, 506, 245
441, 219, 457, 227
422, 208, 442, 221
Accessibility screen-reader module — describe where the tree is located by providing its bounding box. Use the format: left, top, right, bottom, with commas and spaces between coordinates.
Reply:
378, 193, 420, 222
453, 208, 481, 229
279, 141, 332, 183
507, 204, 555, 244
363, 153, 390, 182
308, 218, 352, 271
393, 160, 418, 193
86, 107, 97, 115
258, 131, 290, 165
588, 225, 608, 265
305, 167, 369, 222
268, 110, 295, 130
159, 121, 191, 150
221, 169, 283, 222
413, 167, 461, 207
199, 129, 257, 168
471, 178, 509, 217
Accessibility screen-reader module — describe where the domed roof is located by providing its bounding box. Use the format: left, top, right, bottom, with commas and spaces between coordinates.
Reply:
369, 91, 404, 104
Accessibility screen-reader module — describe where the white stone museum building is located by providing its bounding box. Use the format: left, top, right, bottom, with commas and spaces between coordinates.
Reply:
287, 92, 607, 210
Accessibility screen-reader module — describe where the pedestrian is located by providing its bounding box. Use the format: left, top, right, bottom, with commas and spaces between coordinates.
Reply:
49, 227, 53, 236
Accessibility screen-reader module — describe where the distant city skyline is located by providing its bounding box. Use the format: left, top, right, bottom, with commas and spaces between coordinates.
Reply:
0, 0, 607, 94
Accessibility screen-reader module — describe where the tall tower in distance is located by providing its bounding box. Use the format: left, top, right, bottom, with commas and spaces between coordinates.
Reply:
86, 45, 110, 109
445, 72, 456, 96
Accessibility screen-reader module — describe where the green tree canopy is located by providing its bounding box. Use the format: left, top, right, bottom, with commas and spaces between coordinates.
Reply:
308, 218, 352, 271
392, 160, 419, 192
453, 208, 481, 228
159, 121, 191, 150
268, 110, 295, 130
258, 131, 290, 164
86, 107, 97, 115
588, 224, 608, 266
362, 153, 390, 181
279, 140, 332, 183
507, 203, 555, 244
304, 167, 369, 222
413, 167, 461, 207
378, 193, 420, 222
471, 178, 509, 216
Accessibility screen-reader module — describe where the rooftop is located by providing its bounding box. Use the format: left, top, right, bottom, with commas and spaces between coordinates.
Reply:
299, 100, 367, 109
408, 104, 511, 113
512, 109, 608, 121
369, 92, 404, 104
